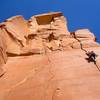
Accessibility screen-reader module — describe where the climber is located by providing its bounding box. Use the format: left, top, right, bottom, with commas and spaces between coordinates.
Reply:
86, 51, 98, 63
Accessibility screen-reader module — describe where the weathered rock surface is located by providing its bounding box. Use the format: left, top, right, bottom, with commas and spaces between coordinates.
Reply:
0, 47, 100, 100
0, 12, 100, 100
0, 28, 7, 76
0, 12, 99, 55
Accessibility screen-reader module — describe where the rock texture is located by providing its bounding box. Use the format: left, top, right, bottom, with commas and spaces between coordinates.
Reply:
0, 28, 7, 76
0, 12, 99, 55
0, 12, 100, 100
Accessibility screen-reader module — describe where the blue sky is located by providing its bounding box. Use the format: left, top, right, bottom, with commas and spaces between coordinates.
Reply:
0, 0, 100, 42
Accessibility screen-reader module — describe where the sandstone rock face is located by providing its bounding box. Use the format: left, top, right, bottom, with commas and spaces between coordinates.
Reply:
0, 12, 70, 55
75, 29, 99, 47
3, 16, 30, 55
0, 12, 100, 100
0, 48, 100, 100
0, 12, 99, 56
0, 28, 7, 76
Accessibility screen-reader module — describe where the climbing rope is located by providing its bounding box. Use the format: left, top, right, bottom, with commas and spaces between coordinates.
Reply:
95, 62, 100, 72
70, 32, 100, 72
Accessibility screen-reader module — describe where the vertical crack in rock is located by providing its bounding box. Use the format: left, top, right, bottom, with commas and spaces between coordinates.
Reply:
43, 53, 55, 100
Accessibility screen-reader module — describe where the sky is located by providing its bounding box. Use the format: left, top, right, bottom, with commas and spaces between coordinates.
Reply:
0, 0, 100, 42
